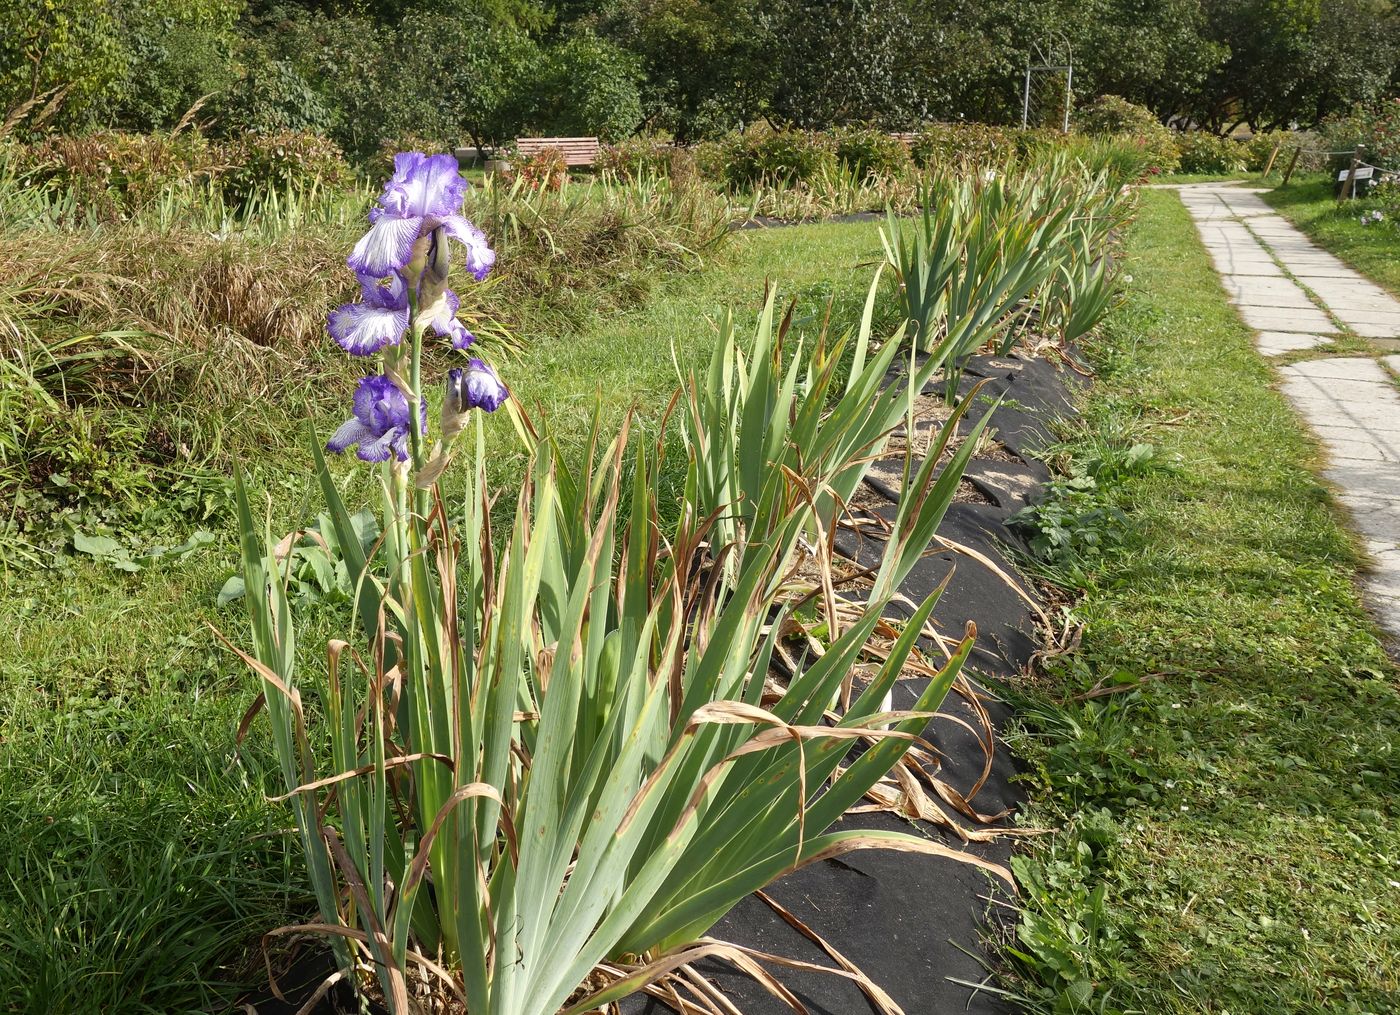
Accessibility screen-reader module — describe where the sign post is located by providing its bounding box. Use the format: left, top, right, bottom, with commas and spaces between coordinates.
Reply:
1340, 145, 1366, 202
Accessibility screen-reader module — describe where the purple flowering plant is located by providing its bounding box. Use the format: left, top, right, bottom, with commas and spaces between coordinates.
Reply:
230, 154, 515, 1003
229, 156, 1008, 1015
326, 151, 505, 468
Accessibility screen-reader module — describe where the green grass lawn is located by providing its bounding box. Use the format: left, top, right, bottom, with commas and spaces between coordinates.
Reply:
0, 217, 888, 1014
1265, 174, 1400, 296
1152, 171, 1267, 186
1004, 189, 1400, 1014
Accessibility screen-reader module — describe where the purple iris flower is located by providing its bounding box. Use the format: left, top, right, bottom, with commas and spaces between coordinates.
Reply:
326, 374, 427, 462
449, 359, 509, 413
329, 271, 475, 356
328, 273, 410, 356
347, 152, 497, 280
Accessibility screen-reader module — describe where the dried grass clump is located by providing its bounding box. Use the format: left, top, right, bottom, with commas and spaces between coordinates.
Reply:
184, 235, 349, 351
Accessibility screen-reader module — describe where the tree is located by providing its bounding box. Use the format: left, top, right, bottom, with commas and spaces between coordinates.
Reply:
1068, 0, 1225, 120
1189, 0, 1400, 131
102, 0, 244, 131
526, 30, 643, 139
589, 0, 784, 138
770, 0, 926, 128
0, 0, 125, 126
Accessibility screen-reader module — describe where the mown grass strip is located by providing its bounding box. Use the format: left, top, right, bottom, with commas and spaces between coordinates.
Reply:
1004, 189, 1400, 1014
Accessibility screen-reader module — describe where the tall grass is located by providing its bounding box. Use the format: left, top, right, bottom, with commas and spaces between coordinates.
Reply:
0, 167, 734, 567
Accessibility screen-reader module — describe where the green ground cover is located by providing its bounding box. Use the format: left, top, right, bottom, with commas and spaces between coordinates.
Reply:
1265, 175, 1400, 296
1004, 189, 1400, 1013
0, 217, 886, 1014
1154, 171, 1263, 185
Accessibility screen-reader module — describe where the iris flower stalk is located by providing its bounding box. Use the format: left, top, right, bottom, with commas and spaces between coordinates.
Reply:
322, 153, 506, 600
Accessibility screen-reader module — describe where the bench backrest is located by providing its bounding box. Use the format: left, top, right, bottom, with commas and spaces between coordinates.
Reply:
515, 137, 600, 167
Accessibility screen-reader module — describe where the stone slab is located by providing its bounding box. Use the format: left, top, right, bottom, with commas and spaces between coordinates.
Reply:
1326, 308, 1400, 327
1304, 289, 1400, 312
1210, 258, 1285, 277
1281, 356, 1394, 384
1289, 265, 1368, 279
1255, 332, 1331, 356
1349, 320, 1400, 339
1227, 287, 1318, 310
1237, 303, 1336, 332
1309, 426, 1398, 462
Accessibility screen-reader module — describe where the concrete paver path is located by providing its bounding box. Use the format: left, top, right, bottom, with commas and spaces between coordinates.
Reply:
1178, 184, 1400, 640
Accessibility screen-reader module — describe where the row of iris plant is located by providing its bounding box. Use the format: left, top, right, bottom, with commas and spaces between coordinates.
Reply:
230, 152, 1010, 1013
882, 156, 1133, 400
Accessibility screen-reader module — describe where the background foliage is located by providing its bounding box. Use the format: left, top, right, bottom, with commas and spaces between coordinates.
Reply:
7, 0, 1400, 153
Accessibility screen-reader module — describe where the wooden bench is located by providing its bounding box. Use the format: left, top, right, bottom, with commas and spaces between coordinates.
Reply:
514, 137, 600, 167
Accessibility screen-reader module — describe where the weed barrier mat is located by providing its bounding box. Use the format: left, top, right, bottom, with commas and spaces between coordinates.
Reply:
620, 353, 1085, 1015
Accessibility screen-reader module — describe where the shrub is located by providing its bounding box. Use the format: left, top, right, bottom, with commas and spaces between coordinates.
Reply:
1074, 95, 1179, 174
690, 139, 727, 180
1174, 132, 1248, 174
20, 129, 223, 214
909, 123, 1014, 172
514, 145, 568, 190
1123, 131, 1179, 175
1372, 178, 1400, 222
833, 125, 910, 180
221, 131, 351, 204
596, 134, 699, 184
1074, 95, 1160, 137
719, 128, 836, 188
1319, 100, 1400, 172
13, 128, 352, 218
1248, 130, 1288, 170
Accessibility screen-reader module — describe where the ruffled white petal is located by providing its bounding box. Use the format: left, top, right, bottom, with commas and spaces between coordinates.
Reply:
348, 215, 423, 277
357, 429, 399, 463
326, 418, 373, 454
328, 301, 409, 356
441, 215, 496, 280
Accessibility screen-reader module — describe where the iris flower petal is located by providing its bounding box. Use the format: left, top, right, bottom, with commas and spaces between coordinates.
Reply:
397, 154, 467, 219
327, 418, 374, 454
348, 215, 424, 277
356, 429, 399, 463
328, 300, 409, 356
448, 320, 476, 350
441, 215, 496, 280
460, 358, 508, 412
328, 375, 424, 463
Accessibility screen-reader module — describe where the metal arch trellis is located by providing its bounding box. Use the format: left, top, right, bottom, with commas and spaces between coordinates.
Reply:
1021, 34, 1074, 133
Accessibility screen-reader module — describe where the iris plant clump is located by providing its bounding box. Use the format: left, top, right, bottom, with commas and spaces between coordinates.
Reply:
232, 153, 1003, 1015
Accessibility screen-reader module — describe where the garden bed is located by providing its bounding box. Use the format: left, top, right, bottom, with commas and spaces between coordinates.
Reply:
235, 349, 1090, 1015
